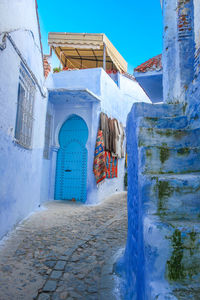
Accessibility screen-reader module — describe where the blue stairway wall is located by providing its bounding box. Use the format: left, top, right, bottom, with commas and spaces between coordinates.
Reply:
124, 101, 200, 299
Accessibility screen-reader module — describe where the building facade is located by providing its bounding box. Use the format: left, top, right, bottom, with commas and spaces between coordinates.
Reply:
42, 66, 151, 205
0, 1, 151, 240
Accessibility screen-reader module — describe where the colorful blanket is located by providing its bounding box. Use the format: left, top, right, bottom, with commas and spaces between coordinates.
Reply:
105, 151, 118, 178
93, 130, 106, 184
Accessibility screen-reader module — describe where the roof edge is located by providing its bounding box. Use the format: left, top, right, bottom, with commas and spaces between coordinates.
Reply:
134, 54, 162, 73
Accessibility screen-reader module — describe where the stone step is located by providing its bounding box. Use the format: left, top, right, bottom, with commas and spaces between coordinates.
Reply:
139, 115, 188, 130
140, 146, 200, 174
141, 174, 200, 220
138, 127, 200, 148
143, 215, 200, 299
132, 102, 184, 118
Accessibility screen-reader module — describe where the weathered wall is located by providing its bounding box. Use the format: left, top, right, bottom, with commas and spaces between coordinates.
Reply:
122, 105, 143, 300
185, 0, 200, 128
124, 100, 200, 299
123, 1, 200, 298
161, 0, 200, 127
177, 0, 195, 98
162, 0, 195, 103
0, 0, 47, 239
193, 0, 200, 54
162, 0, 181, 103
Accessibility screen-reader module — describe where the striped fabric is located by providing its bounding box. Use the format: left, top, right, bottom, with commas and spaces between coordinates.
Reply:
105, 151, 118, 178
93, 130, 106, 184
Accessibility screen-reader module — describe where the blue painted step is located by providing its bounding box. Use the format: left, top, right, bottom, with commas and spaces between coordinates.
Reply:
140, 146, 200, 174
141, 173, 200, 220
143, 215, 200, 300
139, 127, 200, 148
139, 115, 188, 129
132, 102, 184, 118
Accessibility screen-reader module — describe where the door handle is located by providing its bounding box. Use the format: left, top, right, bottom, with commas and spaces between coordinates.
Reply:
65, 169, 72, 172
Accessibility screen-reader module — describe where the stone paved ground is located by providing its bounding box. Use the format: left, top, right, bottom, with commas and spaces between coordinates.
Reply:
0, 192, 127, 300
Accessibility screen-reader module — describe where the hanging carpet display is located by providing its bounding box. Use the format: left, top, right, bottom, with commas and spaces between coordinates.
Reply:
93, 130, 106, 184
100, 112, 125, 158
105, 151, 118, 178
93, 113, 125, 185
100, 112, 109, 151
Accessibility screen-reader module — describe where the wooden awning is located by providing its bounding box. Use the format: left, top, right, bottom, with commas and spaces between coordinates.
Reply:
48, 32, 127, 73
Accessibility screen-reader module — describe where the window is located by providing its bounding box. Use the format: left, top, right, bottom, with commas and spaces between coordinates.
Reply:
43, 113, 52, 159
15, 63, 35, 149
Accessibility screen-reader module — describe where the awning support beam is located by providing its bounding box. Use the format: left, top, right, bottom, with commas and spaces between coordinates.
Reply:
103, 43, 106, 70
62, 55, 112, 63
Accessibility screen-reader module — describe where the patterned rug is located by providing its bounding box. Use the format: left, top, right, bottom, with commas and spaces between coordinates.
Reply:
105, 151, 118, 178
93, 130, 106, 184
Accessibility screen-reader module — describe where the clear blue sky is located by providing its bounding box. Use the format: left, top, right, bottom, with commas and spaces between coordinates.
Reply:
37, 0, 163, 73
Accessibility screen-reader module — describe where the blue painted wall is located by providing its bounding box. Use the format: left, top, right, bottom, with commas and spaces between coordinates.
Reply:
162, 0, 195, 103
123, 1, 200, 299
186, 0, 200, 129
0, 1, 152, 240
123, 105, 143, 300
0, 0, 47, 239
134, 73, 163, 103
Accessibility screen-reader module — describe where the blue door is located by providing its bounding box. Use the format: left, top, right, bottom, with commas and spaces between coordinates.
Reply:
55, 115, 88, 202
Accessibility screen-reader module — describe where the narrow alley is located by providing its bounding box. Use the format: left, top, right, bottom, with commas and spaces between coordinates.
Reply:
0, 193, 127, 300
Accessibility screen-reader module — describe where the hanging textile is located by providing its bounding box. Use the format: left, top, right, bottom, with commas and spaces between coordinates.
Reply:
113, 119, 120, 157
100, 112, 110, 151
93, 130, 106, 184
125, 153, 127, 169
108, 118, 115, 153
105, 151, 118, 178
100, 113, 125, 158
94, 114, 125, 185
119, 122, 125, 158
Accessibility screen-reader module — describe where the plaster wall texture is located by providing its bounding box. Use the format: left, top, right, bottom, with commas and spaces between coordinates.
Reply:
0, 0, 44, 88
0, 0, 47, 239
193, 0, 200, 50
177, 0, 195, 98
134, 73, 163, 103
44, 68, 151, 205
183, 0, 200, 128
123, 1, 200, 298
160, 0, 200, 127
48, 68, 102, 97
162, 0, 195, 104
100, 70, 151, 124
118, 74, 151, 103
40, 102, 55, 204
123, 101, 200, 299
162, 0, 181, 103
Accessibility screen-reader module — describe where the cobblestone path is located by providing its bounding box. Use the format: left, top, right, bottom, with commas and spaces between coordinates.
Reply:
0, 192, 127, 300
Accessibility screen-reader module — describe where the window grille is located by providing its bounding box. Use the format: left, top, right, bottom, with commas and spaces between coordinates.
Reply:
43, 113, 52, 159
15, 63, 35, 149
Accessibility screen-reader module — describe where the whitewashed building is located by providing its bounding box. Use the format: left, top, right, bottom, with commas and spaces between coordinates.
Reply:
0, 0, 151, 240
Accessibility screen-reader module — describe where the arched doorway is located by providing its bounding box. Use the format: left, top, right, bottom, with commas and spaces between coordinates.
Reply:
55, 115, 88, 202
